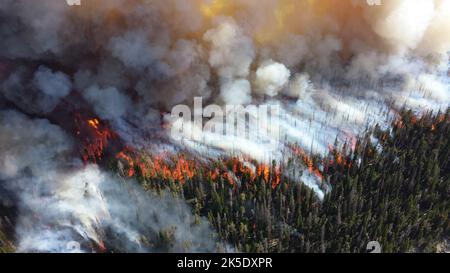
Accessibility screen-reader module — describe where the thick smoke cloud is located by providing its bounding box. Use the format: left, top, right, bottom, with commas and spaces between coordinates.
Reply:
204, 17, 255, 105
1, 0, 448, 112
255, 61, 291, 97
83, 85, 132, 120
0, 0, 449, 250
1, 65, 72, 114
0, 110, 224, 252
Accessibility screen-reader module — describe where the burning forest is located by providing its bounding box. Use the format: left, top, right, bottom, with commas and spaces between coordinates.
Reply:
0, 0, 449, 253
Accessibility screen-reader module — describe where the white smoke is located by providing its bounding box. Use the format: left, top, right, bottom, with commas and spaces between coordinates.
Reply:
255, 61, 291, 97
204, 18, 255, 105
284, 73, 312, 99
369, 0, 435, 53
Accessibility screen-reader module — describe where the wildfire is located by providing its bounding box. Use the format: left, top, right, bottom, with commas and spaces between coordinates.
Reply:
97, 240, 107, 253
226, 158, 281, 189
116, 150, 136, 177
112, 149, 284, 189
75, 114, 116, 163
290, 145, 324, 180
73, 114, 369, 193
121, 153, 198, 184
394, 112, 449, 133
75, 115, 364, 192
431, 114, 448, 131
170, 156, 196, 182
327, 145, 352, 170
273, 166, 282, 189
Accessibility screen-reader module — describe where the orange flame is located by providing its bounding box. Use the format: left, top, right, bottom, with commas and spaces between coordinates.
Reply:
327, 145, 352, 170
75, 116, 290, 190
87, 118, 100, 129
97, 240, 106, 253
290, 145, 324, 181
75, 115, 115, 163
115, 151, 283, 190
116, 151, 135, 177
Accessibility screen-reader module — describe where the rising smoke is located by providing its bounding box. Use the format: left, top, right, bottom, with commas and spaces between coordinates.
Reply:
0, 0, 449, 252
0, 110, 225, 252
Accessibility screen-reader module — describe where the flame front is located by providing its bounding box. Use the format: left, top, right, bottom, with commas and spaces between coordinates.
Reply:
75, 115, 116, 164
